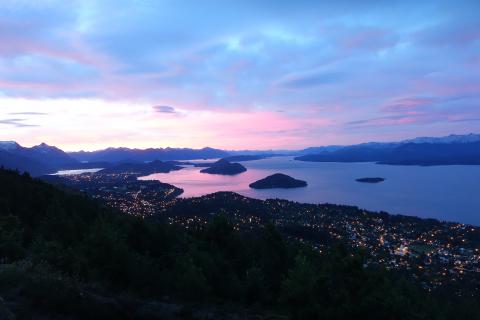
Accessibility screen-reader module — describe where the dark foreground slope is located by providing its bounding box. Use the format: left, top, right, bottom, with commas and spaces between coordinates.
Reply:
0, 169, 479, 319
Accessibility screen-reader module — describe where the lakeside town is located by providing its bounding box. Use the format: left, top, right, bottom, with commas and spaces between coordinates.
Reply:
43, 172, 480, 296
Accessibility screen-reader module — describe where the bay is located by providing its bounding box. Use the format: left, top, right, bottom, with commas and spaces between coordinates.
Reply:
140, 156, 480, 225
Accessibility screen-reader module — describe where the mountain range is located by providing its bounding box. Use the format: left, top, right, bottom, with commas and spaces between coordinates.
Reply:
0, 143, 230, 176
70, 147, 229, 162
0, 141, 78, 176
1, 133, 479, 176
295, 134, 480, 165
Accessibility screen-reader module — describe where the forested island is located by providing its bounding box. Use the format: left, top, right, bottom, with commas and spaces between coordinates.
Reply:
249, 173, 307, 189
199, 159, 247, 175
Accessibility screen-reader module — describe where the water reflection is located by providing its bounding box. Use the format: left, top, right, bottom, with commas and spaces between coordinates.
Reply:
139, 157, 480, 225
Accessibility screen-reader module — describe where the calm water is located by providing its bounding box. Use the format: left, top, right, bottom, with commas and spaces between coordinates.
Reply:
141, 156, 480, 225
54, 168, 103, 175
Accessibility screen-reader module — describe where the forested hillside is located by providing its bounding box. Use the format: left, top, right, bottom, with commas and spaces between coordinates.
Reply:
0, 168, 478, 319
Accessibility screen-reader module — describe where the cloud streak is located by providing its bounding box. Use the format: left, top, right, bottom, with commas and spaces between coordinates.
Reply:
0, 118, 39, 128
8, 112, 48, 115
152, 105, 177, 114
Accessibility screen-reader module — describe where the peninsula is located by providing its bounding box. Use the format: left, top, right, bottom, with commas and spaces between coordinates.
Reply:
98, 160, 183, 175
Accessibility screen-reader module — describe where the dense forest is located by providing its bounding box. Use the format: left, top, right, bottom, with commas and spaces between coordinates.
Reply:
0, 168, 479, 319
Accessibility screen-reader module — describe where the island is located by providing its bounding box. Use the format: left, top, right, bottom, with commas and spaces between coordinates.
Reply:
249, 173, 307, 189
356, 177, 385, 183
200, 159, 247, 175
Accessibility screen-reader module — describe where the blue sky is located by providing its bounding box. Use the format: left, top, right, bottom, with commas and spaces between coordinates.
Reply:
0, 0, 479, 150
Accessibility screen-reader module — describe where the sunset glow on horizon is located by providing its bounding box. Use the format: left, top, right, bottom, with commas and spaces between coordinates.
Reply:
1, 0, 479, 151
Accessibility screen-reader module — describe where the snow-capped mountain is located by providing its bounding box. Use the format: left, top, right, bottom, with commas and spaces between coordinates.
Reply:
0, 141, 21, 151
402, 133, 480, 144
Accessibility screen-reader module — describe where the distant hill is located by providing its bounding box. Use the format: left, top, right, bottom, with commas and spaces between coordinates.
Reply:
98, 160, 184, 175
379, 141, 480, 165
222, 155, 272, 162
0, 142, 78, 176
18, 143, 79, 168
193, 154, 273, 165
295, 143, 397, 163
298, 145, 345, 155
0, 150, 54, 176
70, 147, 230, 162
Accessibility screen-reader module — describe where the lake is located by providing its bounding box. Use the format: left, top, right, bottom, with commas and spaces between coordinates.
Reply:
139, 156, 480, 225
53, 168, 103, 175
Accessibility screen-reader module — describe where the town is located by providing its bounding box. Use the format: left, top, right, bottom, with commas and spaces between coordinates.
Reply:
43, 172, 480, 296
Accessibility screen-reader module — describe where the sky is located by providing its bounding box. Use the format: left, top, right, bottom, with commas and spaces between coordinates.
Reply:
0, 0, 479, 151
